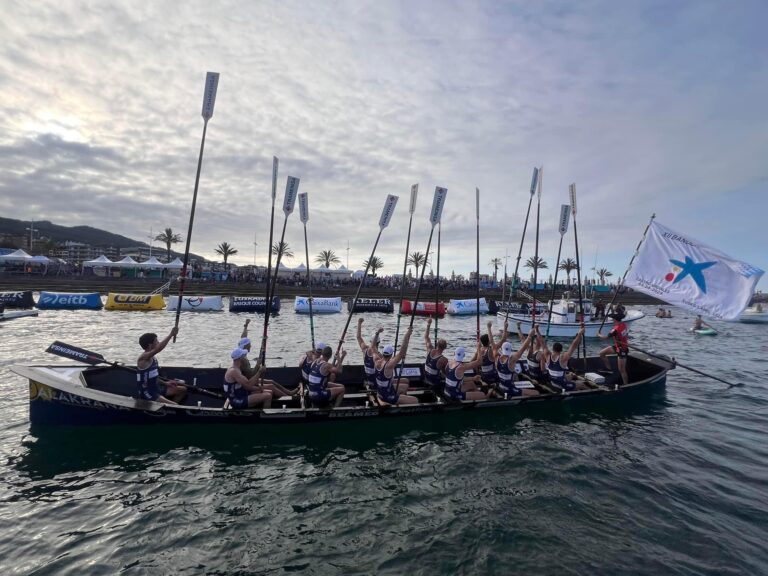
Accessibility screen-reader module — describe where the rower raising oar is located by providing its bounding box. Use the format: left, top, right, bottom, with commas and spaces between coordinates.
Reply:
173, 71, 219, 342
298, 192, 316, 350
392, 184, 419, 358
335, 194, 400, 362
259, 175, 300, 365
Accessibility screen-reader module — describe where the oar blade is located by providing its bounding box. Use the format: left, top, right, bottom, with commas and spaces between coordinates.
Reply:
569, 183, 577, 216
201, 72, 220, 120
529, 167, 539, 195
430, 186, 448, 227
271, 156, 279, 200
283, 176, 300, 216
299, 192, 309, 223
379, 194, 399, 229
409, 184, 419, 214
558, 204, 571, 236
46, 341, 106, 365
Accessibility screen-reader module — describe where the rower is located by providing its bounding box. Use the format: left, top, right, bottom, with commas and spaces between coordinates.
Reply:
307, 346, 347, 407
475, 320, 503, 390
357, 318, 383, 390
540, 324, 588, 392
374, 327, 417, 405
224, 348, 273, 408
444, 340, 487, 402
423, 317, 448, 394
137, 327, 187, 404
522, 323, 546, 382
299, 342, 323, 387
597, 310, 630, 387
496, 333, 539, 398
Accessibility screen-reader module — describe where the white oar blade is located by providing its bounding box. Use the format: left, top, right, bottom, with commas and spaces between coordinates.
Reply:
201, 72, 220, 120
379, 194, 399, 229
299, 192, 309, 223
430, 186, 448, 227
529, 167, 539, 195
283, 176, 300, 216
537, 166, 544, 198
569, 183, 577, 215
409, 184, 419, 214
271, 157, 279, 200
558, 204, 571, 235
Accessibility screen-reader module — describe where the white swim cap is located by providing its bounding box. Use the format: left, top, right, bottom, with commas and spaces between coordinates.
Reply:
238, 337, 251, 348
454, 347, 466, 361
382, 345, 394, 356
315, 342, 326, 351
501, 342, 513, 356
231, 348, 248, 360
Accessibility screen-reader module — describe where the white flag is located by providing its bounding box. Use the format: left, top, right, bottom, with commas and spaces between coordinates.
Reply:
624, 221, 763, 320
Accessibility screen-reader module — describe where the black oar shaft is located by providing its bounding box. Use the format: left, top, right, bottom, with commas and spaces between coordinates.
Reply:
259, 167, 279, 363
572, 212, 586, 367
393, 211, 415, 356
504, 192, 535, 323
546, 237, 564, 337
434, 222, 441, 342
408, 226, 436, 330
303, 223, 315, 350
173, 119, 209, 341
260, 217, 289, 364
475, 190, 480, 341
531, 182, 542, 325
629, 344, 739, 387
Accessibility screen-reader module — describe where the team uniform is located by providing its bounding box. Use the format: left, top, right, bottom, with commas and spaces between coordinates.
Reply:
547, 355, 574, 391
496, 356, 522, 397
363, 349, 377, 389
222, 375, 250, 409
137, 358, 162, 401
307, 359, 332, 405
374, 364, 399, 404
424, 351, 444, 391
479, 348, 498, 384
527, 350, 545, 380
610, 322, 629, 357
300, 354, 313, 385
444, 364, 466, 401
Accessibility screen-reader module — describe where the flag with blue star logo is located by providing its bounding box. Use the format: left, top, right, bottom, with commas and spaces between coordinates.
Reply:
624, 221, 763, 320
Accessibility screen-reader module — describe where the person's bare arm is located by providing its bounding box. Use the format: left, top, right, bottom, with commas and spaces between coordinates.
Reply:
138, 327, 178, 365
510, 333, 533, 365
424, 318, 433, 351
393, 327, 413, 364
356, 318, 366, 351
563, 326, 586, 362
326, 350, 347, 375
241, 319, 250, 339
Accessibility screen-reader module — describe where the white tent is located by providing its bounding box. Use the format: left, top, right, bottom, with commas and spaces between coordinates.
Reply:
0, 249, 33, 262
139, 256, 165, 269
30, 255, 51, 265
83, 255, 114, 267
165, 257, 184, 269
113, 256, 139, 268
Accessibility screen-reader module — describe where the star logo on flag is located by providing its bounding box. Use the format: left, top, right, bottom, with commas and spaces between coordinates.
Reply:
667, 256, 716, 293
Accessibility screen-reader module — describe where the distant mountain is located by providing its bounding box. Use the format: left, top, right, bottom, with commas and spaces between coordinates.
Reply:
0, 217, 149, 249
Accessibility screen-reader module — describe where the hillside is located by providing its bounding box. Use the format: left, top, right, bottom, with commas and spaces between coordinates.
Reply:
0, 217, 148, 249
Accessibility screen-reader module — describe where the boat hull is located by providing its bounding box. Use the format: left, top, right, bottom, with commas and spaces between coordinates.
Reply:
506, 310, 645, 338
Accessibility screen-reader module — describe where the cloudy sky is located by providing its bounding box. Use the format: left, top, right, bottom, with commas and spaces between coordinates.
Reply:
1, 0, 766, 287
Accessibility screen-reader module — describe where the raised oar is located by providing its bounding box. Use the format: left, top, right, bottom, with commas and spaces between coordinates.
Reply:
628, 344, 743, 388
298, 192, 315, 350
475, 187, 481, 342
531, 166, 544, 326
546, 204, 571, 337
335, 194, 400, 361
173, 71, 219, 342
504, 167, 540, 323
434, 221, 441, 342
45, 341, 225, 399
392, 184, 419, 357
407, 186, 448, 331
258, 158, 279, 358
259, 175, 300, 365
570, 183, 587, 368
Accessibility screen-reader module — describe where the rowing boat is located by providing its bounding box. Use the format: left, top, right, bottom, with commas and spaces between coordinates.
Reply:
12, 351, 672, 426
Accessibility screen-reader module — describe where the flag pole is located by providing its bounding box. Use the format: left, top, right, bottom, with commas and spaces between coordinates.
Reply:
597, 214, 656, 333
393, 184, 418, 358
299, 193, 315, 350
173, 71, 219, 342
546, 204, 571, 337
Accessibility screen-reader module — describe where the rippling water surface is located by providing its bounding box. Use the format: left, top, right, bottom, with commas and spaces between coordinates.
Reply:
1, 303, 767, 575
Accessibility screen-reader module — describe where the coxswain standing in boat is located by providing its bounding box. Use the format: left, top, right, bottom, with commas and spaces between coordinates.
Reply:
307, 346, 347, 407
540, 324, 588, 392
136, 327, 187, 404
423, 317, 448, 394
224, 348, 273, 408
374, 327, 418, 405
597, 310, 629, 387
444, 340, 488, 401
495, 332, 539, 398
357, 318, 383, 390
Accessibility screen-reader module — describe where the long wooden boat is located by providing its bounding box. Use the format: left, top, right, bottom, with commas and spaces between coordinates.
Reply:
12, 351, 672, 426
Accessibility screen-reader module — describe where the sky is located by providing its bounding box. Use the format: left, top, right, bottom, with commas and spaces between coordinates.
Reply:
1, 0, 766, 288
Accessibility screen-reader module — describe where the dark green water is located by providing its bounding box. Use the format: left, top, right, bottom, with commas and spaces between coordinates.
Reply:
1, 305, 767, 575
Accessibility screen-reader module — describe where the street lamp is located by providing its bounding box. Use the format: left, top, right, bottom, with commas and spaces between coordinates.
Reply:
25, 221, 35, 251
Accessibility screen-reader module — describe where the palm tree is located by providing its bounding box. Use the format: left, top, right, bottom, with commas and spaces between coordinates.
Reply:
407, 251, 428, 278
155, 227, 182, 261
489, 257, 502, 282
596, 268, 613, 285
558, 258, 578, 286
315, 249, 341, 268
524, 256, 548, 273
271, 241, 294, 260
363, 256, 384, 276
215, 242, 238, 270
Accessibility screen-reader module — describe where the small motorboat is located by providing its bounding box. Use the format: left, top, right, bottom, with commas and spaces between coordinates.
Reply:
737, 305, 768, 324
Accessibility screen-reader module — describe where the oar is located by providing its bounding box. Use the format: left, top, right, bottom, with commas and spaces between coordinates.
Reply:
298, 192, 315, 350
393, 184, 418, 357
504, 167, 539, 323
531, 166, 543, 326
45, 341, 225, 399
259, 175, 300, 365
570, 184, 587, 369
173, 71, 219, 342
475, 187, 481, 343
546, 204, 571, 337
628, 344, 743, 388
434, 221, 441, 342
258, 157, 280, 362
335, 194, 400, 361
407, 186, 448, 331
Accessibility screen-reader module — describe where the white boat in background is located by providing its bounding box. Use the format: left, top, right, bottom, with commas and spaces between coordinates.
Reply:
503, 297, 645, 338
738, 305, 768, 324
0, 309, 39, 322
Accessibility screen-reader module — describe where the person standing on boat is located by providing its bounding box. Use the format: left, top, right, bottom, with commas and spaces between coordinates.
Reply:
136, 327, 187, 404
423, 317, 448, 394
540, 324, 588, 392
307, 346, 347, 407
357, 318, 383, 389
374, 327, 418, 405
597, 311, 629, 387
495, 333, 539, 398
444, 341, 487, 401
224, 348, 273, 408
